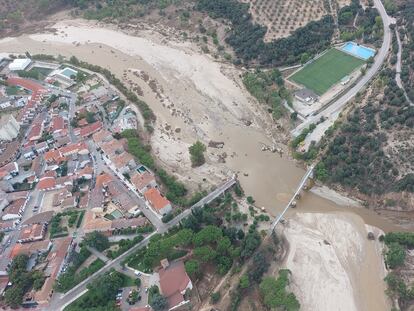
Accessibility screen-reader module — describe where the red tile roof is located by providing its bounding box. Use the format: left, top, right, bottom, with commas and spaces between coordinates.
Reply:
7, 77, 45, 93
159, 261, 191, 308
131, 172, 156, 191
18, 223, 45, 242
37, 176, 56, 190
144, 188, 171, 211
95, 173, 113, 187
51, 116, 65, 133
80, 121, 102, 137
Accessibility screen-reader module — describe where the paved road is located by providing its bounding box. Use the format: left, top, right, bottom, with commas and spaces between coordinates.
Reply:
52, 232, 156, 311
51, 175, 236, 310
291, 0, 394, 149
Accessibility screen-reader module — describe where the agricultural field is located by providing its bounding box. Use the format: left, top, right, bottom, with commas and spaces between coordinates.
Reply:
289, 48, 364, 95
240, 0, 350, 41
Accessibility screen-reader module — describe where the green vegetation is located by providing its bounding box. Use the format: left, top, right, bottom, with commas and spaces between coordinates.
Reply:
189, 141, 206, 167
382, 232, 414, 307
317, 69, 413, 195
68, 56, 155, 128
398, 1, 414, 102
290, 49, 364, 95
243, 69, 290, 119
196, 0, 334, 66
211, 291, 221, 304
259, 270, 300, 311
127, 201, 260, 278
64, 269, 127, 311
4, 255, 45, 308
83, 231, 110, 252
121, 129, 188, 205
106, 235, 144, 259
56, 246, 106, 292
338, 0, 384, 44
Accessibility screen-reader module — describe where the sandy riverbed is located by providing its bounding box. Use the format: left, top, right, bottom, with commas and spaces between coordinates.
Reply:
0, 19, 399, 311
282, 212, 389, 311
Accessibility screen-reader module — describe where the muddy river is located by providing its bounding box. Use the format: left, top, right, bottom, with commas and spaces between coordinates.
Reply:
0, 20, 407, 310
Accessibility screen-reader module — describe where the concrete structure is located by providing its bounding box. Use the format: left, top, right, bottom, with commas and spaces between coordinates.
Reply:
0, 114, 20, 141
294, 88, 318, 103
8, 58, 31, 71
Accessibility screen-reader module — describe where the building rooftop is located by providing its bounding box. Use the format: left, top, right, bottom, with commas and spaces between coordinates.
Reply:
2, 198, 25, 216
144, 188, 171, 212
9, 239, 51, 259
35, 237, 72, 304
92, 129, 112, 145
111, 216, 147, 230
18, 223, 46, 242
22, 211, 54, 226
131, 172, 156, 191
37, 176, 56, 190
79, 121, 102, 137
159, 261, 191, 308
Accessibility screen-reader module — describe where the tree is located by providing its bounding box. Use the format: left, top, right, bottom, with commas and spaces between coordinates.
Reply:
211, 291, 220, 303
260, 270, 300, 311
4, 286, 24, 308
239, 274, 250, 289
84, 231, 110, 251
300, 53, 310, 64
135, 278, 141, 287
185, 260, 200, 277
189, 141, 206, 167
85, 111, 96, 124
151, 294, 168, 311
386, 242, 406, 269
194, 246, 217, 263
192, 225, 223, 246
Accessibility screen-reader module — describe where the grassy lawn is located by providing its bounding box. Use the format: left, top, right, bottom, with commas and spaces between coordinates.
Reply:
290, 48, 365, 95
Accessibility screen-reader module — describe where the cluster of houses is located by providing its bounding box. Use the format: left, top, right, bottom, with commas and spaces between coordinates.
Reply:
0, 56, 189, 310
92, 129, 172, 216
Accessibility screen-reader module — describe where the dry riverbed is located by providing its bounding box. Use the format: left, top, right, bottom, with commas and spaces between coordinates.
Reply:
0, 19, 397, 311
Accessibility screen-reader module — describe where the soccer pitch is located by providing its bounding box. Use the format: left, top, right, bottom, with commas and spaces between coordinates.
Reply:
290, 49, 365, 95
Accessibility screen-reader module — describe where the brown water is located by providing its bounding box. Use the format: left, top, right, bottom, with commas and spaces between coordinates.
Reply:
0, 29, 404, 311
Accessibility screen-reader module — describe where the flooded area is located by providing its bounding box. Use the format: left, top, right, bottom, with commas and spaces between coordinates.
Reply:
0, 19, 405, 311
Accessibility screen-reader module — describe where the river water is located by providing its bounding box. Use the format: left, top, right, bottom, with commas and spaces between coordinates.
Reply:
0, 23, 406, 310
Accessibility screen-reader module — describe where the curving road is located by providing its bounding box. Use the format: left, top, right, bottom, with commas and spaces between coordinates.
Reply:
291, 0, 394, 149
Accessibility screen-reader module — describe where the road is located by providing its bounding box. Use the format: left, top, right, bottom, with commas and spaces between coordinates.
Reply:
52, 232, 156, 311
51, 174, 236, 310
291, 0, 394, 150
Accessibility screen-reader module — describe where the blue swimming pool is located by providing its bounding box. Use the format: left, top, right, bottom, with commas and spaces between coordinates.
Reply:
60, 67, 78, 78
340, 42, 376, 60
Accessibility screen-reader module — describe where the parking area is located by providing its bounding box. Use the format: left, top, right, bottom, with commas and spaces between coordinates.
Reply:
117, 286, 148, 310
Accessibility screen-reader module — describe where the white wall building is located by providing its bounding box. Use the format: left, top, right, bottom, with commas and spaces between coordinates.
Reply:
0, 115, 20, 141
8, 58, 31, 71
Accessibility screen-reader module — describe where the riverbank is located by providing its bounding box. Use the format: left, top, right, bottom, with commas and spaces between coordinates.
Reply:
0, 19, 402, 311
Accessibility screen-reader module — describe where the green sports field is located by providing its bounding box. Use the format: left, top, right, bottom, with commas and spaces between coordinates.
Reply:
290, 48, 365, 95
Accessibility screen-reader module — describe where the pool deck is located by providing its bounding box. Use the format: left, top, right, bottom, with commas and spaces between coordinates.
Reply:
340, 42, 376, 60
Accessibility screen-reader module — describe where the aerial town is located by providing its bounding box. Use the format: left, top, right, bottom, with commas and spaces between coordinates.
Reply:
0, 55, 203, 311
0, 0, 414, 311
